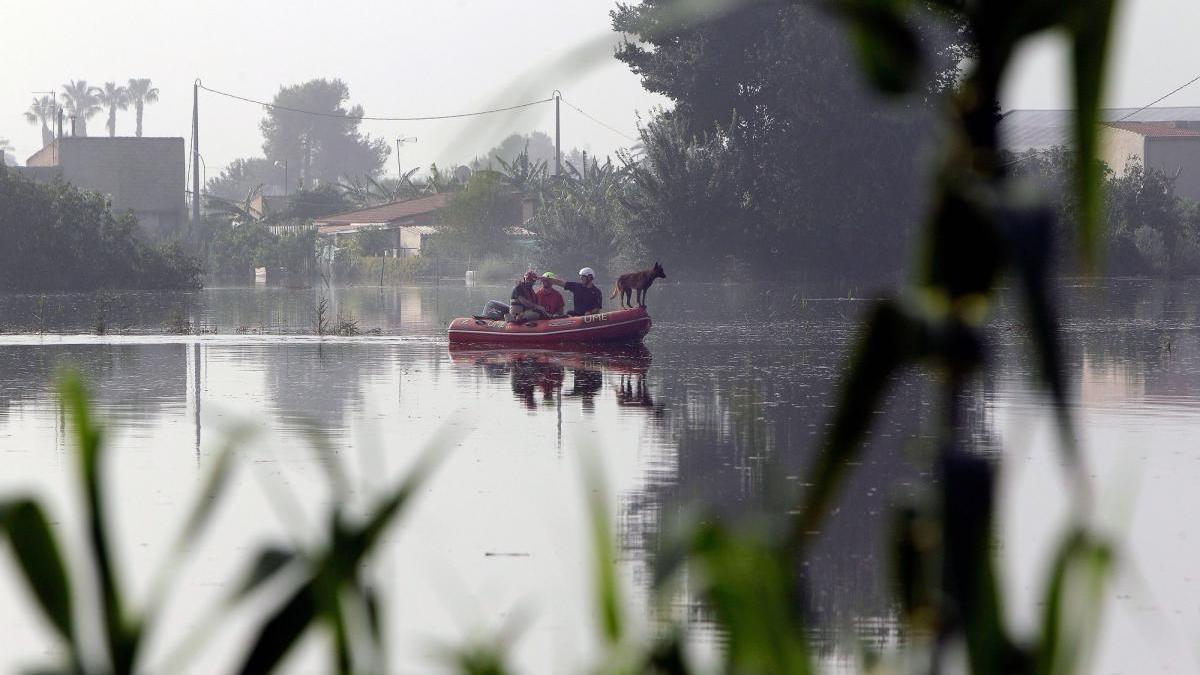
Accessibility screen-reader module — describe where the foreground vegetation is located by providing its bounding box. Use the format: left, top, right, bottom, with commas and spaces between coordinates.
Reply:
0, 1, 1126, 675
0, 164, 200, 291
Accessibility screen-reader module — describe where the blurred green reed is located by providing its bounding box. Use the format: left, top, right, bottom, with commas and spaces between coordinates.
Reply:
0, 1, 1122, 673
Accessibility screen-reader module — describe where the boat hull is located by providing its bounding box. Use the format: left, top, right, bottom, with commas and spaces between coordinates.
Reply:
447, 308, 651, 345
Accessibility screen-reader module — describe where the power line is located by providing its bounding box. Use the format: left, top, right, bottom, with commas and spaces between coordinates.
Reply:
560, 97, 639, 142
1117, 72, 1200, 121
197, 82, 554, 122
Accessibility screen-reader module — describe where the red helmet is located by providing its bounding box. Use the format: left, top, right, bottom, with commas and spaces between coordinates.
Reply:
524, 271, 538, 282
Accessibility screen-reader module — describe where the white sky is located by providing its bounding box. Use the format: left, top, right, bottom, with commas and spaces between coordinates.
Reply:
3, 0, 1199, 176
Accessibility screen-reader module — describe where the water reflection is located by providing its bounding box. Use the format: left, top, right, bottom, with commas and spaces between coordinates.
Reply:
448, 344, 655, 415
2, 281, 1198, 672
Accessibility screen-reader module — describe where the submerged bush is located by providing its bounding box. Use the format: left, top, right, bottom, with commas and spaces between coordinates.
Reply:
0, 164, 201, 291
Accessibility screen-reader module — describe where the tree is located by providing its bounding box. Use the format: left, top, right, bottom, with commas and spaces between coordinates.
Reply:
60, 80, 102, 137
611, 0, 968, 280
496, 144, 548, 196
0, 163, 200, 290
0, 138, 14, 166
472, 131, 587, 173
434, 170, 521, 259
126, 78, 159, 137
278, 184, 353, 221
206, 157, 277, 201
260, 79, 390, 187
619, 113, 745, 270
24, 95, 56, 147
97, 82, 129, 137
533, 155, 627, 273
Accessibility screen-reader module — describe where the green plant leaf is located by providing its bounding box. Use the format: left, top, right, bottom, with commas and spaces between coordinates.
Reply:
941, 452, 1029, 675
793, 299, 927, 544
692, 521, 811, 675
58, 370, 135, 674
836, 0, 922, 94
1035, 530, 1113, 675
586, 464, 623, 646
231, 546, 298, 600
236, 581, 317, 675
1068, 0, 1117, 268
0, 500, 76, 645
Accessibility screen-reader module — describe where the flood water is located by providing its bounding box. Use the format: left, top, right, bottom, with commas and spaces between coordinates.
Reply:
0, 280, 1196, 673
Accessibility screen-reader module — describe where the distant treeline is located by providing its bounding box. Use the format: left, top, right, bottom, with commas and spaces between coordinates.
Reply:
0, 164, 200, 291
1009, 146, 1200, 277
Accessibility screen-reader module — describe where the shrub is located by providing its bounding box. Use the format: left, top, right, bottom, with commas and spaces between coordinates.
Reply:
0, 164, 201, 290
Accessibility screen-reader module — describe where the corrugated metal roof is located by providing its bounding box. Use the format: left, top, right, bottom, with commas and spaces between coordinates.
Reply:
1000, 107, 1200, 151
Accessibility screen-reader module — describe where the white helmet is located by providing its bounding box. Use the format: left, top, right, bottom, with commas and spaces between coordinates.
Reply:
578, 267, 595, 278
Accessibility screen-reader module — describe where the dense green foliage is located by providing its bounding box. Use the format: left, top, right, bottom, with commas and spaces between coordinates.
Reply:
605, 0, 968, 282
204, 222, 316, 283
431, 170, 522, 259
531, 156, 629, 274
1012, 146, 1200, 277
0, 164, 200, 291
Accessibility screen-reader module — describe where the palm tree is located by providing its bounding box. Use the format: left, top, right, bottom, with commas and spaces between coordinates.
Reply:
60, 80, 102, 137
126, 78, 159, 137
0, 137, 14, 166
97, 82, 129, 137
23, 95, 56, 147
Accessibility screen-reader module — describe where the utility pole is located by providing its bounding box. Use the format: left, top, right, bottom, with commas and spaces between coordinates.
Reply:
192, 80, 201, 224
553, 90, 562, 176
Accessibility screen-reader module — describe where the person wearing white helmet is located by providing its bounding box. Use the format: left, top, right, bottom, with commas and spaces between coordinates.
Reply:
541, 266, 603, 316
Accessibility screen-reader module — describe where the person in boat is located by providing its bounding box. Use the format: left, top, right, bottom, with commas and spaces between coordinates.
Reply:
540, 267, 603, 316
535, 272, 566, 317
507, 271, 550, 322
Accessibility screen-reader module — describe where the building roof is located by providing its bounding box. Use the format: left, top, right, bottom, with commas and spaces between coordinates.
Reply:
1000, 107, 1200, 151
313, 193, 450, 227
1104, 121, 1200, 138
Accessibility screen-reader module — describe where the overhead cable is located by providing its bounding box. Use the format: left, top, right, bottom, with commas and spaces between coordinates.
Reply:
1117, 73, 1200, 121
560, 97, 639, 142
198, 83, 554, 122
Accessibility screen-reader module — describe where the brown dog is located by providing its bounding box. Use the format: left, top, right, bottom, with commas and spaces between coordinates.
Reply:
610, 262, 666, 308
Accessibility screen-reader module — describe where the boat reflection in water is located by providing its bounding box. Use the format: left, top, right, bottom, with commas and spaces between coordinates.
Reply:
447, 343, 658, 415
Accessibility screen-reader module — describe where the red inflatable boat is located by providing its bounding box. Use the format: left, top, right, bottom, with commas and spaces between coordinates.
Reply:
447, 307, 652, 345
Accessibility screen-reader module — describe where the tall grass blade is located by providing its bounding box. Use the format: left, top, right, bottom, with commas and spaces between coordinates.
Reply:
1068, 0, 1117, 269
58, 370, 135, 673
0, 500, 77, 647
236, 581, 317, 675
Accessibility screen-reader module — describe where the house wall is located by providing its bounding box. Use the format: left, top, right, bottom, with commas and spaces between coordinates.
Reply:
25, 138, 185, 237
399, 228, 425, 255
1146, 138, 1200, 203
1100, 127, 1146, 173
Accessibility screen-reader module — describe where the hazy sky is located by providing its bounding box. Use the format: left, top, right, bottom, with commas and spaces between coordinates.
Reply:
4, 0, 1200, 177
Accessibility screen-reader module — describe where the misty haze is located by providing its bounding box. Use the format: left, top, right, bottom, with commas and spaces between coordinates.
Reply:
2, 1, 1200, 674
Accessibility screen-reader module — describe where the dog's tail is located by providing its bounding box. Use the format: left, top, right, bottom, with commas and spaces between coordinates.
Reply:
610, 282, 620, 300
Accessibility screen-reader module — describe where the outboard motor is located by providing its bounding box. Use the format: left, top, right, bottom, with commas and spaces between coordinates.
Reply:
483, 300, 509, 320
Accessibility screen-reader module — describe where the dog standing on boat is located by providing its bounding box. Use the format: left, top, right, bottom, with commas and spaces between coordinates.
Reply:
611, 262, 666, 308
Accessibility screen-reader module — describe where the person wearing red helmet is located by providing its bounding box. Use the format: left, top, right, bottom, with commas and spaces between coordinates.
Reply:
507, 270, 550, 322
